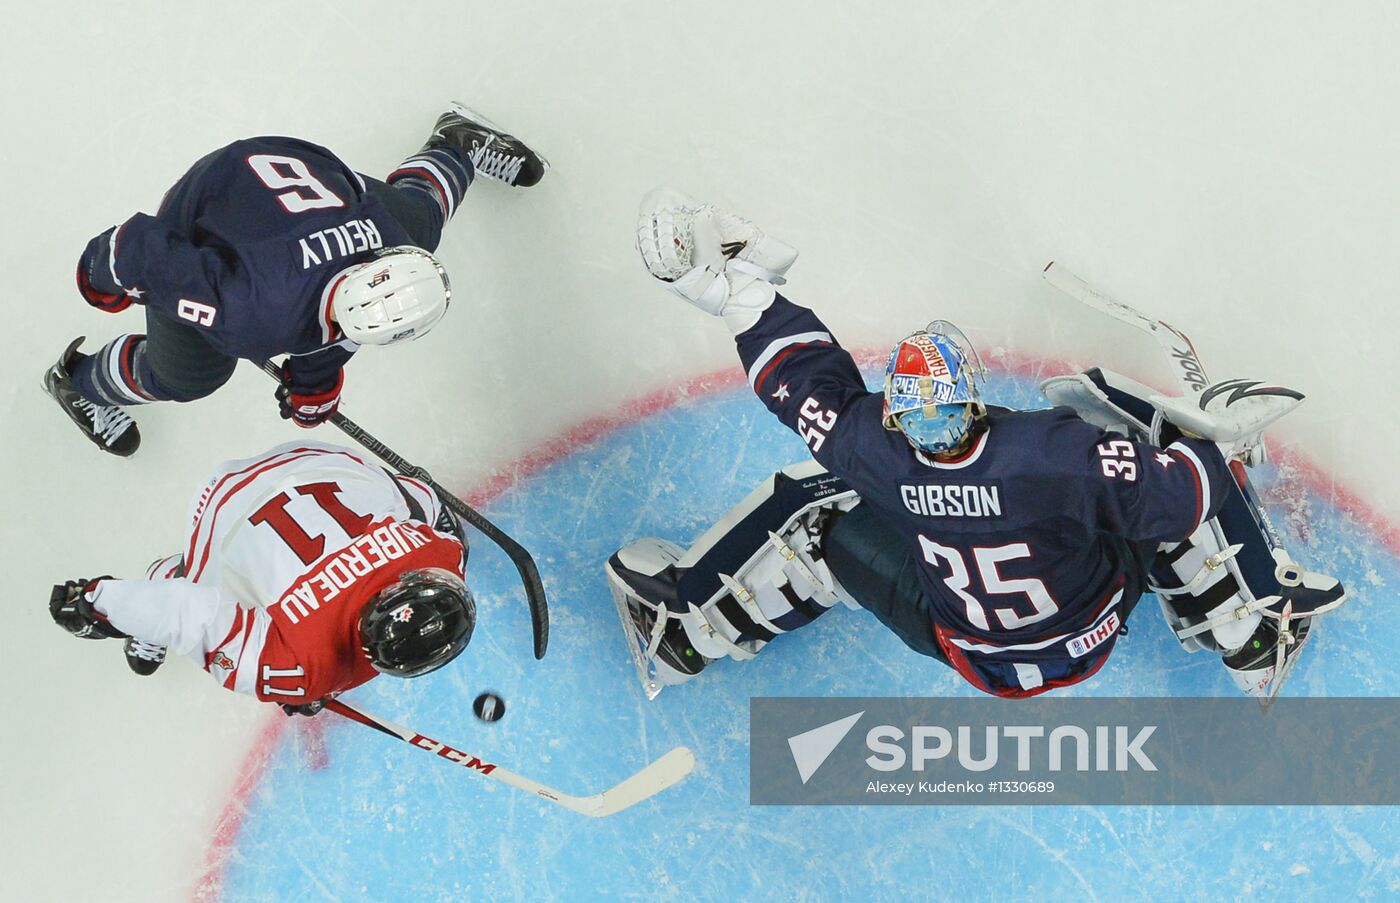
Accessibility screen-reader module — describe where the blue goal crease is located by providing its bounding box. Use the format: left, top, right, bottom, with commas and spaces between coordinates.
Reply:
219, 372, 1399, 903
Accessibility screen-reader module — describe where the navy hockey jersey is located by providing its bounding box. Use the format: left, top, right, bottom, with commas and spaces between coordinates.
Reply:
737, 295, 1234, 696
79, 137, 418, 389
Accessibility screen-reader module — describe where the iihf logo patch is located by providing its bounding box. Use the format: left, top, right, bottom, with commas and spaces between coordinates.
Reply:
392, 606, 414, 624
368, 269, 392, 288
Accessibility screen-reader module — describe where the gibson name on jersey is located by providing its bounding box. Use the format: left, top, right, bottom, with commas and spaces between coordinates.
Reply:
900, 482, 1003, 518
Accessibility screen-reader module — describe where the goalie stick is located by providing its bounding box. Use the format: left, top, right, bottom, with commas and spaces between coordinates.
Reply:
323, 698, 696, 817
256, 359, 549, 660
1042, 262, 1213, 396
1041, 262, 1313, 708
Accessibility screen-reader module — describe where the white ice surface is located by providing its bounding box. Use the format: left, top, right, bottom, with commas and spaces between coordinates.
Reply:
3, 2, 1399, 900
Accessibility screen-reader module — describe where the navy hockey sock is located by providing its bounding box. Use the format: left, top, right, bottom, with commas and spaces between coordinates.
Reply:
72, 334, 168, 405
386, 146, 474, 241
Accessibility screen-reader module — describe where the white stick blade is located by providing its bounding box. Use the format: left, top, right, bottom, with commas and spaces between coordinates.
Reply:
572, 746, 697, 818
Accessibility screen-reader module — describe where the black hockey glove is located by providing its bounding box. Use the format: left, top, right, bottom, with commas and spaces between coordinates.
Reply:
434, 502, 469, 556
276, 361, 343, 428
280, 698, 328, 717
49, 578, 126, 639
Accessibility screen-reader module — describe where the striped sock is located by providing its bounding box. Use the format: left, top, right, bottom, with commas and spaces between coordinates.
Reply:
72, 334, 163, 405
387, 147, 473, 225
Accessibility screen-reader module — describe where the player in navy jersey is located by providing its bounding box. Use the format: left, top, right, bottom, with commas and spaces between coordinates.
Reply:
44, 103, 549, 456
606, 189, 1345, 702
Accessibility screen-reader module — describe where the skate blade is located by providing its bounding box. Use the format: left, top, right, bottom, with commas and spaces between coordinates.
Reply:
1256, 622, 1315, 713
605, 562, 665, 701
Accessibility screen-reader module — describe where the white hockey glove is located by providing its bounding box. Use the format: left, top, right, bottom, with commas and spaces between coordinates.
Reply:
1151, 379, 1304, 465
636, 187, 798, 334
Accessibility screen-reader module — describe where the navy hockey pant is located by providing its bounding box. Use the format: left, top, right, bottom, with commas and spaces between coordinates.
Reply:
823, 505, 953, 665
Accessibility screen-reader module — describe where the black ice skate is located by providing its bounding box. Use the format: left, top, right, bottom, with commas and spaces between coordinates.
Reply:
124, 638, 167, 676
43, 337, 140, 457
1223, 615, 1313, 705
606, 540, 710, 698
426, 102, 549, 187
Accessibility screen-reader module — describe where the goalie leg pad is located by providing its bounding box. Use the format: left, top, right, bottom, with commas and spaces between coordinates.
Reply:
1151, 466, 1346, 704
604, 462, 860, 698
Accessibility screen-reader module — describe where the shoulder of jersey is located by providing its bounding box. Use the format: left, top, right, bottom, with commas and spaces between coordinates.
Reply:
986, 406, 1108, 463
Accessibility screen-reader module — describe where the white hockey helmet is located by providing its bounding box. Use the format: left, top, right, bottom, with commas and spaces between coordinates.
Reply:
331, 246, 451, 346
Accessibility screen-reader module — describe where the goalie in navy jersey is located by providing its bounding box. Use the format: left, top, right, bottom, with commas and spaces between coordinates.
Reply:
44, 103, 549, 456
606, 189, 1346, 703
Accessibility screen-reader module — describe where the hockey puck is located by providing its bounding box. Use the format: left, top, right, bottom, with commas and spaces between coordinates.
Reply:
473, 692, 506, 723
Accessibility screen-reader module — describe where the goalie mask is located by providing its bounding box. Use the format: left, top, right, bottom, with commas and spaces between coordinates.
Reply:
331, 246, 452, 347
882, 321, 987, 455
359, 567, 475, 678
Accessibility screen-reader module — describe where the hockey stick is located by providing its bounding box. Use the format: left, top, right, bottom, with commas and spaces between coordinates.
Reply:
256, 359, 549, 659
1042, 262, 1212, 395
323, 698, 696, 816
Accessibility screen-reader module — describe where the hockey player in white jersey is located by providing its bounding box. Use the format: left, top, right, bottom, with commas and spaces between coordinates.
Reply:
48, 441, 475, 713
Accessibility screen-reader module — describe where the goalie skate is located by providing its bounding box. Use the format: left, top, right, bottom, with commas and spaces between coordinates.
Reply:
606, 538, 711, 700
1223, 610, 1314, 708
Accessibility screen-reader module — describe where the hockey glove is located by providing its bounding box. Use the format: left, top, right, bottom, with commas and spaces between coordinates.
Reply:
49, 578, 125, 639
276, 363, 344, 428
434, 501, 469, 554
1151, 379, 1304, 466
280, 698, 328, 717
76, 229, 135, 314
636, 188, 797, 334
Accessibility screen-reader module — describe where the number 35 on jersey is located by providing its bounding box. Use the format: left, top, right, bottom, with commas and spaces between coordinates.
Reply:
798, 397, 838, 452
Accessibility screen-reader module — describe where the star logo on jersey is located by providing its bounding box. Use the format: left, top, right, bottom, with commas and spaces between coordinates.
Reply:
392, 605, 414, 623
126, 285, 145, 300
1155, 452, 1175, 468
211, 651, 234, 672
772, 383, 791, 402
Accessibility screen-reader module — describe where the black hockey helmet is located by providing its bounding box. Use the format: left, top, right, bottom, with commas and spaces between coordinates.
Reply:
359, 567, 475, 678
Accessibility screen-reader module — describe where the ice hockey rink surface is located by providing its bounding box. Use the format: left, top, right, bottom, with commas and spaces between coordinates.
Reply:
5, 3, 1399, 900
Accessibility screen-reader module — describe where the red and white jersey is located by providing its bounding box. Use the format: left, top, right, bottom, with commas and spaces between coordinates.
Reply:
92, 441, 466, 704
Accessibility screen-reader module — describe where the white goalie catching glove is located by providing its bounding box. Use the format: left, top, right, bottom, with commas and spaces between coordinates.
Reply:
635, 188, 798, 334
